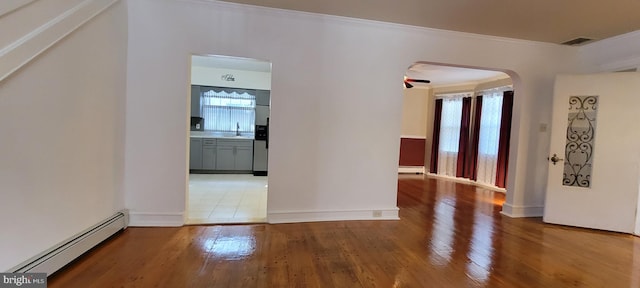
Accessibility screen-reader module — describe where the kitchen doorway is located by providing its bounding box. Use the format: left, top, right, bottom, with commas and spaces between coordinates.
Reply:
186, 54, 271, 225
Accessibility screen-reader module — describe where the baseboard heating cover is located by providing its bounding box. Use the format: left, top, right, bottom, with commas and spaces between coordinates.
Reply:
9, 210, 129, 275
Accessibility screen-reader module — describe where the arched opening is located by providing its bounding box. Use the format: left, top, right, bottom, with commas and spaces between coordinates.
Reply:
398, 61, 522, 207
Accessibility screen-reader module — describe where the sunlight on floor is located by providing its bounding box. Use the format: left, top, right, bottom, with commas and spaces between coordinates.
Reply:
187, 174, 267, 224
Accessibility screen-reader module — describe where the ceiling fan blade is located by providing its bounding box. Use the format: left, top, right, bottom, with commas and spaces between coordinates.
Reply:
404, 81, 413, 88
405, 78, 431, 83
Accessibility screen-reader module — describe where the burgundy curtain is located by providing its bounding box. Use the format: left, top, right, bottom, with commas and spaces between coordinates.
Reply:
456, 97, 472, 177
429, 99, 443, 173
495, 91, 514, 188
466, 96, 483, 180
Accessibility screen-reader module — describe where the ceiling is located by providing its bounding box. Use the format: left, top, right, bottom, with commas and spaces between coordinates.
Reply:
220, 0, 640, 44
406, 63, 507, 87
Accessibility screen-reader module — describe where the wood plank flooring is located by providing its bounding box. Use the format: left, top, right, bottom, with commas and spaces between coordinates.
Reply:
48, 174, 640, 287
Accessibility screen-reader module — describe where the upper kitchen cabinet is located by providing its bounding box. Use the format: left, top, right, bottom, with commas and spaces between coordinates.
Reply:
255, 90, 270, 106
191, 85, 201, 117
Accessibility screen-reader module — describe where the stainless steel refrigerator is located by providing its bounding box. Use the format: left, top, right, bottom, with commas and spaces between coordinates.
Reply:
253, 91, 270, 176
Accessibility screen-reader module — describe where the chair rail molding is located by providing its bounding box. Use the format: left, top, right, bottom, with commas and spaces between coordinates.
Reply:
0, 0, 119, 82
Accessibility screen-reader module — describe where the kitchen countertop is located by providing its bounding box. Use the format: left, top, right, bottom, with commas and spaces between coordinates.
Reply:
190, 131, 254, 140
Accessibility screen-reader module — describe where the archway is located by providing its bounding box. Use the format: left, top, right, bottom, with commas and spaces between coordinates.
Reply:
398, 61, 523, 214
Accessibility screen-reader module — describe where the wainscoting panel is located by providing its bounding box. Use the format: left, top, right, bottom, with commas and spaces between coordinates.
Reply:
399, 137, 426, 167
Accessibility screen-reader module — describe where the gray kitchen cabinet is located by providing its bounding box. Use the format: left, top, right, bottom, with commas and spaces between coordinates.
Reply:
191, 85, 201, 117
202, 138, 216, 170
255, 90, 270, 106
216, 139, 253, 171
216, 146, 235, 170
189, 138, 202, 170
235, 146, 253, 170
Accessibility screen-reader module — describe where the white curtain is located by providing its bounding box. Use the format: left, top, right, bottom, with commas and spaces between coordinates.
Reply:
201, 89, 256, 133
476, 88, 508, 185
437, 93, 468, 176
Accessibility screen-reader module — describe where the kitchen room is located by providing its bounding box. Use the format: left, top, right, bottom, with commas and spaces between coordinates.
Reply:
187, 55, 271, 224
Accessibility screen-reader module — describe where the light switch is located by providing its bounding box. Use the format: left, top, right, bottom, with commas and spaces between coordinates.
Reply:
539, 123, 547, 132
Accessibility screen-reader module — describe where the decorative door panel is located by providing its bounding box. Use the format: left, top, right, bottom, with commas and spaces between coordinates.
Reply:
544, 73, 640, 234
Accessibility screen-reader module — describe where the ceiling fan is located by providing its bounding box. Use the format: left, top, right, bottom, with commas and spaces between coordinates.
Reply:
403, 77, 431, 88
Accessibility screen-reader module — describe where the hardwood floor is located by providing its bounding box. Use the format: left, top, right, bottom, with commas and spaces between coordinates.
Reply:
49, 174, 640, 287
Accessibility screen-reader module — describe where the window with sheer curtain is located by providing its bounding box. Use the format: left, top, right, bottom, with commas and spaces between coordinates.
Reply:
475, 87, 509, 185
436, 93, 470, 177
200, 89, 256, 133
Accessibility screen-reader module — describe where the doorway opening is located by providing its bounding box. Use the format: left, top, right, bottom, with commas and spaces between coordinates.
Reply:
186, 54, 271, 224
398, 62, 514, 193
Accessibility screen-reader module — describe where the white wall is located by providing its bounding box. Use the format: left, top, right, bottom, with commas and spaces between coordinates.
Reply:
401, 87, 429, 138
0, 0, 127, 271
124, 0, 582, 225
579, 30, 640, 72
191, 66, 271, 90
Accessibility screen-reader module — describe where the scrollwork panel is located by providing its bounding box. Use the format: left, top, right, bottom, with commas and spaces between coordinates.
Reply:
563, 95, 598, 188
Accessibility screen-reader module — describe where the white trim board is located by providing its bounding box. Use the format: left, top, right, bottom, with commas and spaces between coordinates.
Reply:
501, 203, 544, 218
0, 0, 119, 82
268, 208, 399, 224
399, 166, 425, 174
635, 167, 640, 236
400, 135, 427, 139
425, 173, 506, 193
128, 212, 185, 227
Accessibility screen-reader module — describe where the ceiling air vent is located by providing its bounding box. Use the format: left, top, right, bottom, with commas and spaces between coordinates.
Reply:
560, 37, 594, 46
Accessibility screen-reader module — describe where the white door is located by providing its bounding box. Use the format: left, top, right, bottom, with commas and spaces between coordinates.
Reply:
543, 73, 640, 234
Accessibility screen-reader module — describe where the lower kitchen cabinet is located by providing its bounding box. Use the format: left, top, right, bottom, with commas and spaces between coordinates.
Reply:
190, 137, 253, 172
202, 138, 217, 170
215, 146, 235, 170
235, 146, 253, 170
189, 138, 202, 170
216, 139, 253, 171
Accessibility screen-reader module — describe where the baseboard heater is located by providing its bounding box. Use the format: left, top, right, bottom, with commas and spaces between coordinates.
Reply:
10, 210, 129, 275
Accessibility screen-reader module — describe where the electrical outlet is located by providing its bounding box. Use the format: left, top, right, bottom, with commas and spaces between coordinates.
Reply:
373, 210, 382, 218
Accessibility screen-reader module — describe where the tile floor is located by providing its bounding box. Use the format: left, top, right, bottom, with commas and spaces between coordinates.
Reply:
187, 174, 267, 224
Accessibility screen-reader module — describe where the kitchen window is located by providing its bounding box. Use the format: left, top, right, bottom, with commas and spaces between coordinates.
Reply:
201, 88, 256, 133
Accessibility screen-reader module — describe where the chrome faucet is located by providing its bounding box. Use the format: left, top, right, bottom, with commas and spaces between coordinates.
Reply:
236, 122, 240, 136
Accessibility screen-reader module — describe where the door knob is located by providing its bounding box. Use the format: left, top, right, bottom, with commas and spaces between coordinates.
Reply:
548, 153, 564, 165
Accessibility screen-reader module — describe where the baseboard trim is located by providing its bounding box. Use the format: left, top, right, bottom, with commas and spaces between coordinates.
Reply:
400, 135, 427, 139
398, 166, 424, 174
425, 173, 506, 193
268, 208, 400, 224
501, 203, 544, 218
0, 0, 120, 82
128, 212, 184, 227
